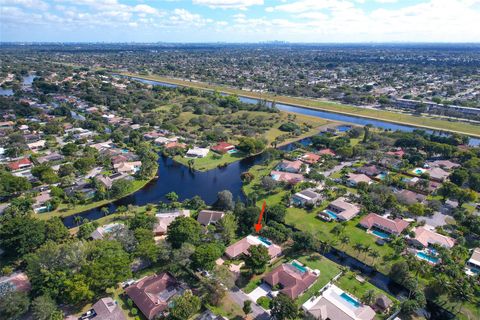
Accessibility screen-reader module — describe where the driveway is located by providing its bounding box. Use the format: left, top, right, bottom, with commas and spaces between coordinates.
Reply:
324, 161, 353, 177
247, 283, 271, 302
417, 211, 450, 227
228, 286, 270, 320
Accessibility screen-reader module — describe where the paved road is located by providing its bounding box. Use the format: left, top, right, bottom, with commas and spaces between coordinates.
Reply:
228, 286, 270, 320
324, 161, 353, 177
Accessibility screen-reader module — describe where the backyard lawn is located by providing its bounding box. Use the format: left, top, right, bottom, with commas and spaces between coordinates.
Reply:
173, 150, 247, 171
285, 207, 402, 274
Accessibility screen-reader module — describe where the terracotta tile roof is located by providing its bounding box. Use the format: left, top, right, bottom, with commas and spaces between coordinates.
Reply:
7, 158, 32, 171
125, 273, 179, 320
300, 153, 321, 164
263, 263, 317, 299
360, 213, 410, 235
413, 227, 455, 248
92, 297, 127, 320
211, 142, 235, 153
225, 235, 282, 260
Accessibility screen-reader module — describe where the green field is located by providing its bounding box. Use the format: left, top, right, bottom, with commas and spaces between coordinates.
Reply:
173, 150, 247, 171
120, 73, 480, 138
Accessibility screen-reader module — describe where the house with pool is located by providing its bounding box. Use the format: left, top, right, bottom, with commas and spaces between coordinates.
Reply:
466, 248, 480, 276
270, 170, 305, 185
302, 284, 376, 320
225, 235, 282, 261
346, 173, 372, 187
408, 226, 455, 265
276, 159, 305, 173
291, 188, 323, 207
319, 197, 360, 222
359, 213, 410, 239
262, 260, 319, 299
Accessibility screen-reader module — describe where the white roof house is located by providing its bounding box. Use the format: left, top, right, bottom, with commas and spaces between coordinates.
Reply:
466, 248, 480, 276
91, 223, 124, 240
186, 147, 209, 158
303, 284, 376, 320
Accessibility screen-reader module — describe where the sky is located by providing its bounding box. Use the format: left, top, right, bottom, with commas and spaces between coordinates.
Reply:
0, 0, 479, 43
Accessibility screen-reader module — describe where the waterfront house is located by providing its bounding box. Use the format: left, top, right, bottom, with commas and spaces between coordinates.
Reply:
90, 297, 127, 320
277, 159, 304, 173
33, 191, 52, 213
262, 261, 319, 299
225, 235, 282, 260
197, 210, 225, 226
91, 223, 124, 240
466, 248, 480, 276
165, 141, 186, 150
409, 226, 455, 249
291, 188, 323, 207
346, 173, 372, 187
211, 142, 235, 154
359, 213, 410, 237
302, 284, 375, 320
125, 273, 183, 320
270, 170, 305, 185
321, 197, 360, 221
155, 136, 178, 146
318, 148, 336, 157
300, 152, 321, 165
153, 210, 190, 236
113, 161, 142, 175
186, 147, 210, 158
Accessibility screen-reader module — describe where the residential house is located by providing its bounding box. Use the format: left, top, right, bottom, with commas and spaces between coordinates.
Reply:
153, 210, 190, 236
37, 152, 64, 164
300, 152, 321, 165
211, 142, 235, 154
113, 161, 142, 175
409, 226, 455, 249
318, 148, 336, 157
95, 173, 132, 189
91, 223, 124, 240
263, 261, 319, 299
426, 167, 450, 182
277, 159, 304, 173
186, 147, 210, 158
356, 165, 381, 177
196, 310, 228, 320
346, 173, 372, 187
291, 188, 323, 207
0, 272, 31, 293
270, 171, 305, 185
154, 136, 178, 146
321, 197, 360, 221
91, 297, 127, 320
427, 160, 460, 171
7, 157, 32, 171
225, 235, 282, 260
395, 189, 426, 205
125, 273, 184, 320
33, 191, 51, 213
165, 141, 186, 150
197, 210, 225, 226
375, 295, 393, 313
466, 248, 480, 276
359, 213, 410, 237
27, 140, 46, 153
385, 149, 405, 158
303, 284, 375, 320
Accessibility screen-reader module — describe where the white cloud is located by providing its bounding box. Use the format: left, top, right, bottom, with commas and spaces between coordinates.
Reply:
193, 0, 264, 10
266, 0, 354, 13
0, 0, 48, 11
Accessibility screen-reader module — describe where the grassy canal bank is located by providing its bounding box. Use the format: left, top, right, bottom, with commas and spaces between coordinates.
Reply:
120, 72, 480, 138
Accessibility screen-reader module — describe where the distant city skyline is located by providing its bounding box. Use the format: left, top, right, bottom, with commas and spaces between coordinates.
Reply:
1, 0, 479, 43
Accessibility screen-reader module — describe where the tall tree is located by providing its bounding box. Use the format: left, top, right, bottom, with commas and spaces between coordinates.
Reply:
166, 216, 202, 249
270, 294, 298, 320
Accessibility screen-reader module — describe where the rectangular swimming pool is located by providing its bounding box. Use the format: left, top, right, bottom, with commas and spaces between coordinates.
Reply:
291, 261, 307, 273
340, 292, 361, 308
257, 236, 272, 246
372, 229, 390, 239
323, 209, 338, 220
416, 251, 439, 264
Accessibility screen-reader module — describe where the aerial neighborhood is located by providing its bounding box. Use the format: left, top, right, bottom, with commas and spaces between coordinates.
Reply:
0, 44, 480, 320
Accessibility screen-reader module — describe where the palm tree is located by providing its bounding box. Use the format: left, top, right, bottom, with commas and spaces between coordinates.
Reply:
73, 215, 82, 226
368, 250, 380, 265
101, 207, 109, 216
362, 245, 371, 260
361, 290, 375, 306
353, 243, 364, 257
340, 235, 350, 249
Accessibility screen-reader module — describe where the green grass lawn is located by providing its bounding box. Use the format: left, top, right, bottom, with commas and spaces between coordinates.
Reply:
173, 150, 247, 171
335, 271, 398, 304
285, 207, 401, 274
121, 73, 480, 138
37, 179, 152, 220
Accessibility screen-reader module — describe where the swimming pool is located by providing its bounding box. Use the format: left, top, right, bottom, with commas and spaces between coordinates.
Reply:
376, 173, 387, 180
227, 149, 238, 154
323, 209, 338, 220
416, 251, 439, 264
372, 229, 390, 239
336, 125, 352, 132
257, 236, 272, 246
291, 261, 307, 273
412, 168, 426, 175
340, 292, 361, 308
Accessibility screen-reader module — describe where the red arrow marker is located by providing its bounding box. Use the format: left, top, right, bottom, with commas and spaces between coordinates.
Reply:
254, 200, 266, 233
